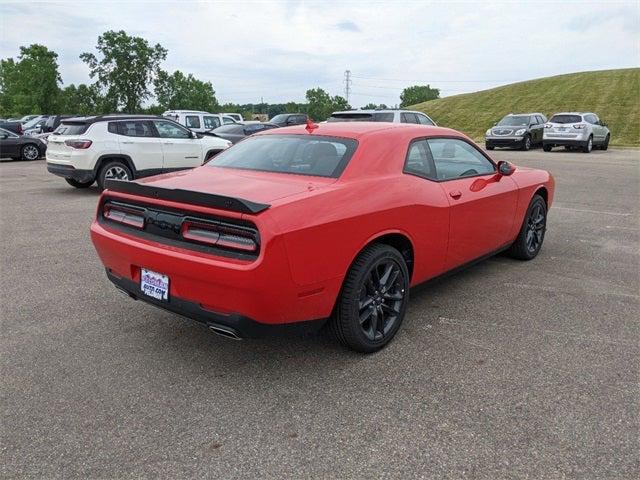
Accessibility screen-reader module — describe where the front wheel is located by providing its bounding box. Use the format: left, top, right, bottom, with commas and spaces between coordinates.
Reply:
521, 135, 531, 151
329, 244, 410, 353
486, 145, 494, 151
601, 134, 610, 151
543, 144, 552, 152
506, 194, 547, 260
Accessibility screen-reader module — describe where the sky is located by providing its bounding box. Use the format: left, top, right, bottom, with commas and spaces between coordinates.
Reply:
1, 0, 638, 107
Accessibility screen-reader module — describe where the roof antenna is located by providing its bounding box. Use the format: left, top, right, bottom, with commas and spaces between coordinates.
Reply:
305, 118, 319, 133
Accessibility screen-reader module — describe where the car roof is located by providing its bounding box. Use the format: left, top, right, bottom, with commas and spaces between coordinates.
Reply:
258, 121, 458, 139
163, 110, 210, 114
331, 109, 425, 115
552, 112, 588, 115
505, 112, 544, 116
61, 114, 166, 124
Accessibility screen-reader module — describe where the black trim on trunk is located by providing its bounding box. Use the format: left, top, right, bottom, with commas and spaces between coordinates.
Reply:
104, 179, 271, 214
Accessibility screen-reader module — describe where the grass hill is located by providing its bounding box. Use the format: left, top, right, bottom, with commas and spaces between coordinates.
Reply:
411, 68, 640, 146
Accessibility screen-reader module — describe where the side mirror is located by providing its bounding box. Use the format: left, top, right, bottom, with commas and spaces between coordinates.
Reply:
190, 131, 198, 139
498, 160, 515, 176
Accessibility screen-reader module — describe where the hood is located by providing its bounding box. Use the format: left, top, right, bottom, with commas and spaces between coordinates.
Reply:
134, 166, 335, 204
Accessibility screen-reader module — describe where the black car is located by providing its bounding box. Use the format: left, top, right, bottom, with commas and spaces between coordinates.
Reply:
269, 113, 308, 127
0, 120, 23, 135
42, 115, 75, 133
485, 113, 547, 151
0, 127, 46, 160
208, 122, 279, 144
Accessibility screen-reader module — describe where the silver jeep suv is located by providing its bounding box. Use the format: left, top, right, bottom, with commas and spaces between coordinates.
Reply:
543, 112, 610, 153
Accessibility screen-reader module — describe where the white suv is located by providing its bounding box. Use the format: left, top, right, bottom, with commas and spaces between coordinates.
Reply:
46, 115, 232, 189
543, 112, 610, 153
162, 110, 239, 133
327, 109, 437, 125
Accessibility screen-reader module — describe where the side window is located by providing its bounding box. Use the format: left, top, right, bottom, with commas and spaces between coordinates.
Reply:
118, 121, 154, 137
528, 116, 537, 125
427, 138, 495, 180
222, 116, 236, 125
153, 120, 191, 139
401, 113, 419, 124
404, 140, 436, 180
107, 122, 118, 134
416, 114, 435, 126
185, 115, 201, 129
372, 112, 394, 122
203, 116, 220, 129
585, 114, 598, 124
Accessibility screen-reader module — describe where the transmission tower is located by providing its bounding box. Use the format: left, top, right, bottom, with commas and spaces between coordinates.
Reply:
344, 70, 352, 104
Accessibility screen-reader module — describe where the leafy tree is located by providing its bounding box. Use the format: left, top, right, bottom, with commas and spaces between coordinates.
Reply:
60, 84, 104, 115
80, 30, 167, 112
305, 88, 351, 121
399, 85, 440, 108
361, 103, 388, 110
154, 70, 219, 112
0, 44, 62, 115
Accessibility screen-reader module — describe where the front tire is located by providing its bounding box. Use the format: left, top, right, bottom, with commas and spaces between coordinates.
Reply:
21, 144, 40, 161
65, 178, 94, 188
97, 160, 133, 190
601, 134, 610, 151
543, 144, 552, 152
521, 135, 531, 151
486, 145, 494, 151
329, 244, 410, 353
506, 194, 547, 260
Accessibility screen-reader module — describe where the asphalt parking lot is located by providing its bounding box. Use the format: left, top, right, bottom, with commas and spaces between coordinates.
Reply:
1, 148, 639, 479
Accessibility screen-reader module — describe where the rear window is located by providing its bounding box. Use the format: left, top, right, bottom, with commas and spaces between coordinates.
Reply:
208, 134, 358, 178
328, 112, 394, 122
550, 114, 582, 124
54, 123, 88, 135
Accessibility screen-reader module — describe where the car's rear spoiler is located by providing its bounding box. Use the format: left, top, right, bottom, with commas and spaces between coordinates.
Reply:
104, 180, 270, 214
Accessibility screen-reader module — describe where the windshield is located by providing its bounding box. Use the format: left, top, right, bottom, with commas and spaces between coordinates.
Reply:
497, 116, 530, 126
208, 134, 358, 178
212, 124, 242, 134
550, 114, 582, 124
23, 116, 45, 128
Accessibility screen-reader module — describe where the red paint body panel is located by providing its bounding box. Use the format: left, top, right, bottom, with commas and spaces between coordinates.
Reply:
90, 123, 554, 327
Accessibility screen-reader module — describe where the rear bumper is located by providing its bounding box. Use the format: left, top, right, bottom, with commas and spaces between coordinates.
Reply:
485, 137, 525, 148
47, 163, 94, 182
543, 138, 588, 147
106, 269, 325, 338
90, 219, 342, 328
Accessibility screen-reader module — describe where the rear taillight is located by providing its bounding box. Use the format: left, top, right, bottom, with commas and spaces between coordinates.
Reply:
103, 204, 145, 229
572, 124, 586, 129
181, 220, 258, 252
65, 139, 92, 149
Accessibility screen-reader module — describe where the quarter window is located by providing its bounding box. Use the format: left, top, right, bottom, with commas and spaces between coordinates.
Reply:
153, 120, 191, 139
416, 114, 435, 126
185, 115, 201, 129
404, 140, 436, 179
426, 138, 495, 180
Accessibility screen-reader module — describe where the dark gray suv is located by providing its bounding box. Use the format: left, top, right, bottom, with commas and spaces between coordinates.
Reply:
485, 113, 547, 151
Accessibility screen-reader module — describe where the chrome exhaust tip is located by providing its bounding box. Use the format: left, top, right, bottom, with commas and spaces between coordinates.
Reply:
208, 325, 242, 340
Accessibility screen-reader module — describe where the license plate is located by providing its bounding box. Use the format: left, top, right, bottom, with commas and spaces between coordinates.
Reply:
140, 268, 169, 301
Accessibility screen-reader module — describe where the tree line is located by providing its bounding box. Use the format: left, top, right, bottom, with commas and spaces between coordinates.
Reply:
0, 30, 440, 121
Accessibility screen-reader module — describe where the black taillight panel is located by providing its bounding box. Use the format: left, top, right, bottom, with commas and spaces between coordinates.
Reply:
99, 199, 260, 260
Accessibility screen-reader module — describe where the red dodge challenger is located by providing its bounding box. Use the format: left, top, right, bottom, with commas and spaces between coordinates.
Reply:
91, 122, 554, 352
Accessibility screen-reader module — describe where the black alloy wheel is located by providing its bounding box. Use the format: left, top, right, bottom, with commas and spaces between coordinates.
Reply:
330, 244, 409, 353
506, 194, 547, 260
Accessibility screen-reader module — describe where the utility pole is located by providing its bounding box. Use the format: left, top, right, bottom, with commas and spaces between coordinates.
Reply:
343, 70, 352, 104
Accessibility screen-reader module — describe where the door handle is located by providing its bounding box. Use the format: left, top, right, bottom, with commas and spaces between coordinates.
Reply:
449, 190, 462, 199
121, 141, 134, 144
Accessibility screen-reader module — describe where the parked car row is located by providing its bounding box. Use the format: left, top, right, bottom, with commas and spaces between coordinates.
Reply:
486, 111, 610, 153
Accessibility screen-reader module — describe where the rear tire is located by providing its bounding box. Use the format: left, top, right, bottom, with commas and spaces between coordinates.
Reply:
329, 244, 410, 353
582, 136, 593, 153
97, 160, 133, 191
65, 178, 93, 188
506, 194, 547, 261
543, 144, 552, 152
21, 144, 40, 161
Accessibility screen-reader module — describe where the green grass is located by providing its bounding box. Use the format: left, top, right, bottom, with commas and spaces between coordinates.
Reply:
411, 68, 640, 146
